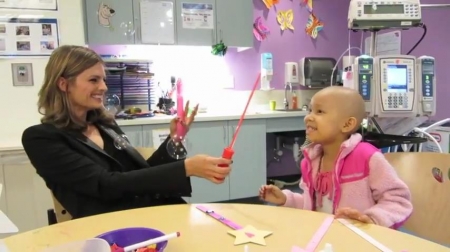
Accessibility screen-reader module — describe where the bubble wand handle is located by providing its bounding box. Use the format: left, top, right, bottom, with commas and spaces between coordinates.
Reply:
175, 78, 186, 140
216, 73, 261, 180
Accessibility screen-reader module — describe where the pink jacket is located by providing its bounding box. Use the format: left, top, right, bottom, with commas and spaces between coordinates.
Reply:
282, 134, 413, 228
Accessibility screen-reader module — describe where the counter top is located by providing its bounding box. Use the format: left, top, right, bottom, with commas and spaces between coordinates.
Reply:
0, 110, 308, 152
116, 110, 308, 126
0, 147, 25, 155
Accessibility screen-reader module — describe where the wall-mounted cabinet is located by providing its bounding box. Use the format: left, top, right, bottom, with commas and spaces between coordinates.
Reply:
216, 0, 253, 48
84, 0, 136, 45
174, 0, 217, 46
83, 0, 253, 47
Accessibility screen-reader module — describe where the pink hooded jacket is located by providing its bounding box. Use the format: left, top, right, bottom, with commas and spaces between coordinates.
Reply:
282, 134, 413, 228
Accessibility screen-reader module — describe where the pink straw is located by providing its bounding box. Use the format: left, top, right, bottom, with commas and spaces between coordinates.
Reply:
228, 73, 261, 148
176, 78, 186, 139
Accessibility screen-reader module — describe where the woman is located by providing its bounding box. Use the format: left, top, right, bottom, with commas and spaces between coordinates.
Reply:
22, 45, 232, 219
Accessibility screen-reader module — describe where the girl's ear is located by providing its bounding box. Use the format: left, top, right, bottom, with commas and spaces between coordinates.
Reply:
342, 117, 358, 133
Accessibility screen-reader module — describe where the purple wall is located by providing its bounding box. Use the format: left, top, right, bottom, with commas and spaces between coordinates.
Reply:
250, 0, 356, 177
227, 0, 358, 90
266, 0, 450, 177
266, 0, 450, 176
92, 0, 450, 177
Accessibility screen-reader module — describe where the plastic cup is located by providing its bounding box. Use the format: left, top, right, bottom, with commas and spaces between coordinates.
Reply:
269, 100, 276, 110
41, 238, 110, 252
95, 227, 168, 252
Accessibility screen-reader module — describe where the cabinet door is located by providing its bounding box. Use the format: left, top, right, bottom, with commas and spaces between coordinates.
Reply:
0, 165, 7, 239
216, 0, 253, 47
3, 163, 53, 233
142, 124, 190, 203
121, 125, 144, 147
142, 124, 169, 148
175, 0, 217, 46
0, 166, 5, 214
228, 119, 267, 199
133, 0, 177, 45
83, 0, 135, 45
186, 121, 230, 203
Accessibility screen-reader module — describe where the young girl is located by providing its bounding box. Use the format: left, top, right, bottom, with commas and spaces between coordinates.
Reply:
260, 86, 412, 228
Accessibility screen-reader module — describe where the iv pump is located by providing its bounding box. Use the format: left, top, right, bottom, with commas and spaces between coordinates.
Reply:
261, 53, 273, 90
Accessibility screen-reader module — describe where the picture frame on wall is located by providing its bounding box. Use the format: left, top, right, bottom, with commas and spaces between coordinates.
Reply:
0, 17, 60, 57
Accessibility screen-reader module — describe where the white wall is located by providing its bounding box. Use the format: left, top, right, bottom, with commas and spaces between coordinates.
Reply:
0, 1, 316, 149
0, 1, 85, 149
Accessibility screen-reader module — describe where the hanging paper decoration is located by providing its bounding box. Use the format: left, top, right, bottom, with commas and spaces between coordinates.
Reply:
305, 13, 323, 39
276, 9, 294, 31
97, 2, 116, 31
211, 40, 228, 56
261, 0, 279, 9
302, 0, 313, 12
253, 17, 270, 41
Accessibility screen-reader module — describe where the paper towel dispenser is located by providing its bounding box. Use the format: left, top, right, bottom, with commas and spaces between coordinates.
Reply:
299, 57, 337, 88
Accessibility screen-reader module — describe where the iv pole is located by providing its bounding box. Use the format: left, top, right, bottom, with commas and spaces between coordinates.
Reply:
367, 30, 381, 133
421, 4, 450, 8
364, 2, 447, 134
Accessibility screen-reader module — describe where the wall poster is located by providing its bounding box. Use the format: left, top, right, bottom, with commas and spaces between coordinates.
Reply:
0, 18, 60, 57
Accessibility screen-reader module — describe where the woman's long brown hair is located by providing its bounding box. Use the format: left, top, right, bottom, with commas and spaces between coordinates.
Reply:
38, 45, 114, 131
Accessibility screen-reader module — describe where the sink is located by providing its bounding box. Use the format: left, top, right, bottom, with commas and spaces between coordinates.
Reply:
275, 109, 306, 112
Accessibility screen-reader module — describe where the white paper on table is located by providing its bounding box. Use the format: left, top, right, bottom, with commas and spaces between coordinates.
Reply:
0, 183, 18, 234
0, 240, 10, 252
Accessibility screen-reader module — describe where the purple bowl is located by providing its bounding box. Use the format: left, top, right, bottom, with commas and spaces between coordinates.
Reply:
95, 227, 168, 251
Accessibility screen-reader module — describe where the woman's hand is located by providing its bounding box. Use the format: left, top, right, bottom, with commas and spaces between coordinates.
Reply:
170, 101, 199, 138
184, 155, 232, 184
335, 207, 374, 224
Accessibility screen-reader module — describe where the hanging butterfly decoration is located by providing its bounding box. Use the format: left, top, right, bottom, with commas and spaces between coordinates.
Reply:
276, 9, 294, 31
300, 0, 324, 39
261, 0, 279, 9
305, 13, 323, 39
301, 0, 313, 12
253, 17, 270, 41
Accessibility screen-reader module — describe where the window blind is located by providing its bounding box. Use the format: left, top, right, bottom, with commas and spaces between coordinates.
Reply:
104, 59, 155, 111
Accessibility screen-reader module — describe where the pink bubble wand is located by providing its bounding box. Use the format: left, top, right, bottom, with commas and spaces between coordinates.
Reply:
166, 78, 188, 159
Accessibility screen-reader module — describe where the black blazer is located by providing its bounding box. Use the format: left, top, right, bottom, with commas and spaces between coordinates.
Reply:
21, 122, 191, 219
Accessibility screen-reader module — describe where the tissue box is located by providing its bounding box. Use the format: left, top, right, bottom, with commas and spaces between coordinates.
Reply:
422, 127, 450, 153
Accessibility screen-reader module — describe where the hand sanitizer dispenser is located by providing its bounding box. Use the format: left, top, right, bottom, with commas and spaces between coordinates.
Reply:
261, 53, 273, 90
285, 62, 299, 84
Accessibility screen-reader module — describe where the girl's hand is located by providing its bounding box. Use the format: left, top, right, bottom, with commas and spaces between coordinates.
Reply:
259, 185, 287, 205
335, 207, 374, 224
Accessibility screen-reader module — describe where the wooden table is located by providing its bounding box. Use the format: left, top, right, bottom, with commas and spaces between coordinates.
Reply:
3, 204, 449, 251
